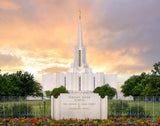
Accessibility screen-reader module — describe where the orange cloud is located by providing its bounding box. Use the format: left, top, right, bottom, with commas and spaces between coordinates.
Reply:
38, 66, 68, 74
0, 0, 21, 10
0, 53, 23, 67
0, 0, 159, 77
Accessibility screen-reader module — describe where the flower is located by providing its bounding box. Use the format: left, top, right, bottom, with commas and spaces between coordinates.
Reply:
0, 117, 160, 125
2, 119, 6, 123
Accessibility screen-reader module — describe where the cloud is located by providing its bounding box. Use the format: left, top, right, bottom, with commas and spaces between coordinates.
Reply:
111, 64, 150, 75
85, 0, 160, 74
0, 0, 160, 75
0, 53, 24, 73
87, 0, 160, 50
0, 0, 21, 10
38, 66, 68, 74
0, 53, 23, 67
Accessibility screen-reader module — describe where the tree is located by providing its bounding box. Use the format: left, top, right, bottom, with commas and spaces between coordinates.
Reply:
142, 74, 160, 96
7, 74, 23, 96
0, 71, 42, 96
14, 71, 42, 96
0, 74, 9, 96
0, 73, 23, 96
121, 73, 146, 97
93, 84, 116, 99
151, 61, 160, 75
121, 61, 160, 97
51, 86, 68, 98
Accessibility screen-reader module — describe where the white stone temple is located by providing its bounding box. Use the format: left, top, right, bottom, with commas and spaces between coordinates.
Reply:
42, 11, 117, 93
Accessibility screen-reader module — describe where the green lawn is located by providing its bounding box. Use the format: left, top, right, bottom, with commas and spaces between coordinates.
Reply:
0, 100, 51, 118
0, 98, 160, 118
108, 99, 160, 118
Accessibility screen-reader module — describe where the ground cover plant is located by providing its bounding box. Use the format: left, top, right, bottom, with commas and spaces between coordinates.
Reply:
0, 117, 160, 125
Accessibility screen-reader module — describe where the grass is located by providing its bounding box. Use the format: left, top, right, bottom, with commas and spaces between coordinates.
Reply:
108, 99, 160, 118
0, 97, 160, 119
0, 100, 51, 118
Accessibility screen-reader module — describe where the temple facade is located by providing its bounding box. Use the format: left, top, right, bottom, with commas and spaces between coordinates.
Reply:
42, 11, 117, 93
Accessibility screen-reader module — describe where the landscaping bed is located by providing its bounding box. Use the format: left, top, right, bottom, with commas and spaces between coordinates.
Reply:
0, 117, 160, 126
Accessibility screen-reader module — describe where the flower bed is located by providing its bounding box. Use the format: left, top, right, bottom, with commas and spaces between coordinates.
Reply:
0, 117, 160, 125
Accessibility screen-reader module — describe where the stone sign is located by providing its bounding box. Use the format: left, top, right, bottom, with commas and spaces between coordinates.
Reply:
51, 92, 107, 119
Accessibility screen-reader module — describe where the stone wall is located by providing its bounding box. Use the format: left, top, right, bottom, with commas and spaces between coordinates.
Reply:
51, 93, 108, 119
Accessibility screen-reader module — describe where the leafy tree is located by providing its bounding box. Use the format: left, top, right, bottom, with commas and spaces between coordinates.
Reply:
121, 75, 139, 96
142, 74, 160, 96
7, 74, 23, 96
121, 73, 146, 97
151, 61, 160, 75
0, 74, 9, 96
93, 84, 116, 99
14, 71, 42, 96
0, 71, 42, 96
121, 61, 160, 97
51, 86, 68, 98
0, 73, 22, 96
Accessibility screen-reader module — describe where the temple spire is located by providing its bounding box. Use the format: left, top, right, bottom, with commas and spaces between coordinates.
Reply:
77, 9, 83, 47
79, 9, 81, 19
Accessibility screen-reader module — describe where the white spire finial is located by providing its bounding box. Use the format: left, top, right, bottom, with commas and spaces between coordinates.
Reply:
79, 9, 81, 19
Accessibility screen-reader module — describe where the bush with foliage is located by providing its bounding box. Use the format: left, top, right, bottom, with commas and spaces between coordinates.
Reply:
51, 86, 68, 98
45, 90, 52, 98
93, 84, 116, 99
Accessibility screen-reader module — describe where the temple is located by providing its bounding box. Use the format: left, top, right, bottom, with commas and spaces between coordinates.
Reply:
42, 10, 117, 93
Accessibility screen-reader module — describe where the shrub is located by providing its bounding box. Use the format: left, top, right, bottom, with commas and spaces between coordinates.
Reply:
93, 84, 116, 99
51, 86, 68, 98
45, 90, 52, 97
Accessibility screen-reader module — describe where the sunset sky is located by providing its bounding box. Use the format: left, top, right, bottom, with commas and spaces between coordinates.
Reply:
0, 0, 160, 84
